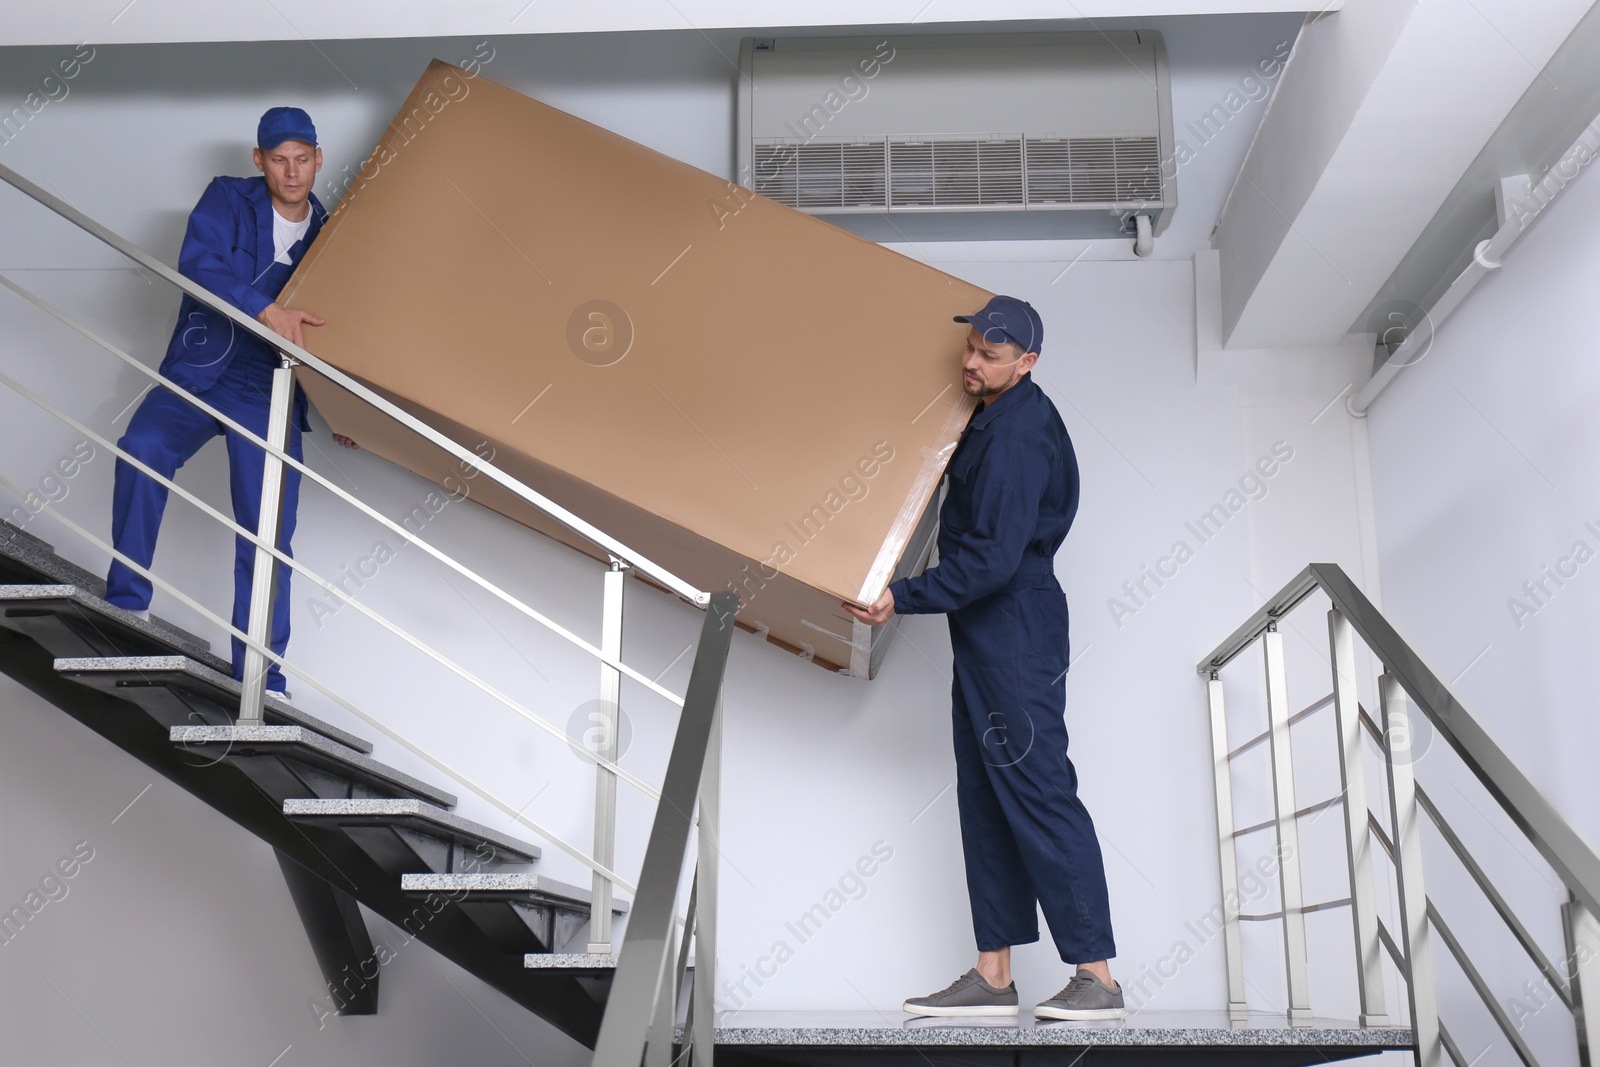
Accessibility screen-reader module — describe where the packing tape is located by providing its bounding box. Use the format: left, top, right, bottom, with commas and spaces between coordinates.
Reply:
801, 617, 858, 646
801, 615, 874, 679
849, 617, 873, 678
856, 393, 973, 604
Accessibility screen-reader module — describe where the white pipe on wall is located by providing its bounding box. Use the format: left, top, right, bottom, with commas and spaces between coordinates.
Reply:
1133, 213, 1154, 257
1348, 117, 1600, 417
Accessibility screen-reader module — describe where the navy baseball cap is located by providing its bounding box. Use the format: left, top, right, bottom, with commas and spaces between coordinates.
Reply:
955, 295, 1044, 355
257, 106, 317, 150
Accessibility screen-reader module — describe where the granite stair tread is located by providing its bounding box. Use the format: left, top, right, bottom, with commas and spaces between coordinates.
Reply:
0, 520, 55, 556
169, 724, 456, 807
525, 952, 620, 970
0, 521, 107, 593
1, 583, 228, 673
402, 871, 628, 912
286, 798, 539, 863
58, 654, 371, 752
686, 1009, 1414, 1051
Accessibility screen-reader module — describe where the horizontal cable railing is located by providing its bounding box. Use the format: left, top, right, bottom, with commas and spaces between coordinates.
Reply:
1, 158, 733, 1064
0, 358, 669, 788
1226, 691, 1334, 760
1199, 563, 1600, 918
1198, 562, 1600, 1067
0, 162, 708, 609
2, 262, 684, 707
0, 461, 638, 892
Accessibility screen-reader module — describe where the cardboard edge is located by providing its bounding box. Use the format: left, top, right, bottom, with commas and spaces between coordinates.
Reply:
855, 392, 972, 604
280, 59, 461, 312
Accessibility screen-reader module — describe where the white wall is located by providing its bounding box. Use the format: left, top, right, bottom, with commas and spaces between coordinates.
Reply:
1367, 150, 1600, 851
1, 23, 1394, 1065
1362, 128, 1600, 1067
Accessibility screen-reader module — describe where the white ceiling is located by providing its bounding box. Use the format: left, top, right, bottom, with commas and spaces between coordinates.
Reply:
3, 1, 1338, 47
9, 0, 1595, 358
0, 13, 1305, 272
1213, 0, 1595, 350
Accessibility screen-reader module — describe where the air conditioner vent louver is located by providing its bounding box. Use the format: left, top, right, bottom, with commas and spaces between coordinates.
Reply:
1024, 136, 1162, 204
740, 32, 1176, 241
753, 141, 887, 209
889, 138, 1024, 208
752, 135, 1162, 211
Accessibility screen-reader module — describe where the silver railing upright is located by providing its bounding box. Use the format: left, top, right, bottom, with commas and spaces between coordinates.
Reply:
1199, 563, 1600, 1067
237, 354, 296, 725
596, 599, 735, 1067
591, 558, 629, 955
1, 159, 733, 1064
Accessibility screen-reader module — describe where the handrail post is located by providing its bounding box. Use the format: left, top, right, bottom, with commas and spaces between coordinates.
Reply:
1381, 672, 1441, 1067
1328, 608, 1390, 1026
1263, 626, 1312, 1020
645, 926, 678, 1067
1205, 670, 1248, 1019
590, 558, 628, 953
692, 691, 722, 1067
238, 354, 295, 725
1565, 894, 1600, 1067
673, 881, 699, 1056
593, 592, 738, 1067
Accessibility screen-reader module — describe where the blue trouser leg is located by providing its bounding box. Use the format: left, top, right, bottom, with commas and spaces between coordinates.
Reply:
952, 666, 1044, 950
217, 390, 303, 694
106, 378, 302, 693
107, 386, 226, 610
951, 650, 1117, 964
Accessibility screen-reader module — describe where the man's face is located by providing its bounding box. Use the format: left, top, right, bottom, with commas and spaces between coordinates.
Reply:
961, 325, 1037, 398
253, 139, 321, 209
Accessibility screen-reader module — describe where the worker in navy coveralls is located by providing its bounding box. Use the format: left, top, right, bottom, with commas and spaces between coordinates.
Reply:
845, 296, 1123, 1022
105, 108, 355, 693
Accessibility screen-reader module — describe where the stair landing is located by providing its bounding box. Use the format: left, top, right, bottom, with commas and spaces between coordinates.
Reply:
696, 1010, 1412, 1065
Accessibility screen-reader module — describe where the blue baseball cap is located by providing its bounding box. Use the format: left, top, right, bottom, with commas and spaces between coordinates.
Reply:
955, 295, 1044, 355
257, 106, 317, 150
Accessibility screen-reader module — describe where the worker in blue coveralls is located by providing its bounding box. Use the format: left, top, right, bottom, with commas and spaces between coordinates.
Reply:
105, 107, 356, 694
844, 295, 1122, 1022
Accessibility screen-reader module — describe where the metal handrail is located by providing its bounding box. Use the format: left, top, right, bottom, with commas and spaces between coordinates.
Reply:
1199, 562, 1600, 917
0, 364, 666, 801
1415, 785, 1573, 1009
0, 272, 686, 711
0, 161, 709, 609
0, 463, 637, 892
594, 593, 737, 1067
4, 445, 732, 1057
1427, 901, 1541, 1066
0, 271, 681, 700
2, 158, 737, 1063
1202, 562, 1600, 1067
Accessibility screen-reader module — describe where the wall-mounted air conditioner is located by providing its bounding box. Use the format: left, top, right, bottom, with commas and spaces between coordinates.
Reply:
736, 31, 1176, 247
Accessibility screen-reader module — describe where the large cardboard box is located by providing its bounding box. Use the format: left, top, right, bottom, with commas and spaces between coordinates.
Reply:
283, 62, 989, 677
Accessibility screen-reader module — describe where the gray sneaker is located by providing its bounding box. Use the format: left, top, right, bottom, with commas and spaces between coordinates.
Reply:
903, 968, 1018, 1017
1035, 972, 1126, 1020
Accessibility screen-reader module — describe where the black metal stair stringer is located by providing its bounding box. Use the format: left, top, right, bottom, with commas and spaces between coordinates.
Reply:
0, 626, 608, 1045
275, 849, 381, 1016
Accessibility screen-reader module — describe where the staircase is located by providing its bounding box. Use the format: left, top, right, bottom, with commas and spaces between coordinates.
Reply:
0, 519, 625, 1044
0, 524, 1419, 1065
7, 156, 1595, 1066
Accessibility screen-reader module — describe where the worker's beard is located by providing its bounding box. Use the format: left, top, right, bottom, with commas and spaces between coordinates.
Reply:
963, 365, 1017, 398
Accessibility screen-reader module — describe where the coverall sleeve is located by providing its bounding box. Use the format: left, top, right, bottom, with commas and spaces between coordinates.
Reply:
178, 179, 274, 320
888, 434, 1051, 615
